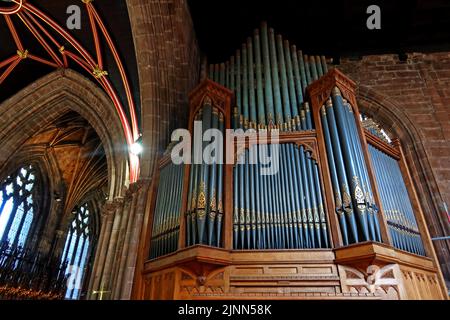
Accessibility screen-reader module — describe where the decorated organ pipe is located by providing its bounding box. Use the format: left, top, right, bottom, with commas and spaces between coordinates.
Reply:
147, 21, 430, 260
149, 161, 184, 259
318, 88, 382, 244
185, 96, 226, 248
207, 22, 326, 132
366, 136, 425, 255
233, 143, 330, 250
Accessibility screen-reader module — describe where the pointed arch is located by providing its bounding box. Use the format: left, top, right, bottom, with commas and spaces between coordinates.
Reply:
0, 69, 129, 199
356, 85, 450, 281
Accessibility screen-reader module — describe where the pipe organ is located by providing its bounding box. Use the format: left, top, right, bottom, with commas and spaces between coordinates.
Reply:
150, 162, 184, 259
135, 23, 448, 300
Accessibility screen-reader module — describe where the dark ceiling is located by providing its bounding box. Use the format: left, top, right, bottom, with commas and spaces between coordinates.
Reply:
0, 0, 140, 122
188, 0, 450, 63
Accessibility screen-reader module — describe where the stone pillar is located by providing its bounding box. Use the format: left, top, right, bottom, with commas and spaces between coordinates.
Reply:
87, 202, 117, 299
119, 180, 151, 299
111, 186, 138, 298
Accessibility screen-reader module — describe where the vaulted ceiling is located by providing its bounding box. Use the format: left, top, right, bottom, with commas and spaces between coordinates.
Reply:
22, 110, 108, 212
0, 0, 140, 132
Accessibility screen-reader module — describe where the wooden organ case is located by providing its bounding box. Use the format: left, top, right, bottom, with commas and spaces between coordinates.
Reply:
132, 23, 448, 300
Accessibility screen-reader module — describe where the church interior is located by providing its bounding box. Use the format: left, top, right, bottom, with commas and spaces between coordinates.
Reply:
0, 0, 449, 300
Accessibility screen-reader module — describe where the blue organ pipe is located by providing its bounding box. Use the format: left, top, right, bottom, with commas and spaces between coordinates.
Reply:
341, 102, 374, 241
325, 98, 359, 243
299, 145, 315, 247
249, 146, 257, 249
320, 105, 349, 245
274, 146, 286, 248
300, 110, 307, 131
284, 40, 300, 130
303, 54, 312, 85
297, 50, 308, 96
172, 164, 183, 252
287, 144, 304, 248
372, 146, 400, 248
331, 89, 370, 241
306, 151, 322, 247
254, 30, 266, 127
309, 55, 319, 81
207, 108, 219, 246
314, 163, 329, 248
230, 56, 237, 128
276, 35, 292, 130
281, 144, 293, 248
315, 55, 324, 77
271, 145, 282, 248
269, 28, 284, 127
150, 165, 165, 258
291, 45, 304, 127
305, 103, 313, 130
293, 145, 311, 247
261, 23, 275, 126
389, 154, 416, 253
344, 101, 381, 241
255, 146, 263, 248
242, 44, 249, 128
236, 50, 242, 128
285, 144, 300, 248
216, 114, 225, 247
265, 145, 275, 248
238, 152, 245, 249
196, 103, 212, 244
158, 165, 171, 256
247, 38, 257, 128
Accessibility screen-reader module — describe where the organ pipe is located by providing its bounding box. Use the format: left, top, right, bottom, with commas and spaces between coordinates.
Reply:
369, 144, 425, 255
150, 162, 184, 259
149, 21, 426, 258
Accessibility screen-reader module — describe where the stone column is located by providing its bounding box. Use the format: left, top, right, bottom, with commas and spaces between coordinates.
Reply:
87, 202, 117, 299
95, 198, 125, 299
111, 183, 140, 299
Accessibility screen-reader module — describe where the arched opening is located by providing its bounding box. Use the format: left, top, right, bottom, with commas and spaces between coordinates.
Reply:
356, 85, 450, 287
0, 70, 127, 299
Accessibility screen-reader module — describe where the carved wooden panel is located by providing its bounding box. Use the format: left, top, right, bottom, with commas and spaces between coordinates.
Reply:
142, 269, 177, 300
228, 264, 340, 295
178, 267, 227, 299
400, 266, 445, 300
338, 264, 406, 300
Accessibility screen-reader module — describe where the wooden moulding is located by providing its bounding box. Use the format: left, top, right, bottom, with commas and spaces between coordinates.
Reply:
143, 245, 336, 274
364, 130, 401, 160
334, 241, 436, 272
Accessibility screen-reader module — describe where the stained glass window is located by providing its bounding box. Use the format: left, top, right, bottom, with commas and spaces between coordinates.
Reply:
0, 165, 37, 248
61, 203, 92, 300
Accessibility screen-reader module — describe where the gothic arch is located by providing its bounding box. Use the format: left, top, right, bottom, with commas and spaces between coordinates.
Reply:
356, 85, 450, 280
0, 145, 61, 254
0, 69, 129, 199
